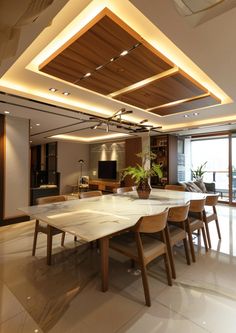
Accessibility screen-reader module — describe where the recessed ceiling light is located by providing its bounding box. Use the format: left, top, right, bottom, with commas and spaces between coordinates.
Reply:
49, 88, 57, 92
36, 123, 40, 126
96, 65, 103, 70
30, 126, 33, 129
193, 112, 199, 116
84, 72, 91, 77
184, 114, 189, 118
62, 92, 70, 96
120, 50, 129, 56
4, 111, 10, 114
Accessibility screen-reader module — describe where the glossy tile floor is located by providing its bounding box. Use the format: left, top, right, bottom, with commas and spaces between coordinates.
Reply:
0, 204, 235, 333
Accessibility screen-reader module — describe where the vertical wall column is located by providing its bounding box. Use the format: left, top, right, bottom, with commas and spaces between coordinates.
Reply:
0, 115, 4, 221
0, 115, 30, 225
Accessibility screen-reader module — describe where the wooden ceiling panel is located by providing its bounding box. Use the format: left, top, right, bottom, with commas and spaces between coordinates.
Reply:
76, 45, 172, 94
114, 72, 207, 109
40, 14, 172, 95
149, 94, 220, 116
39, 9, 219, 117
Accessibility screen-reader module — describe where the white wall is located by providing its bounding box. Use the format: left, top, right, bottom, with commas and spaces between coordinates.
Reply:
5, 116, 29, 218
57, 141, 89, 194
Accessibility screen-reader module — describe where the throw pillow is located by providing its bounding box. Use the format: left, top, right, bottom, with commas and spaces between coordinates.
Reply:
194, 180, 207, 193
184, 182, 202, 193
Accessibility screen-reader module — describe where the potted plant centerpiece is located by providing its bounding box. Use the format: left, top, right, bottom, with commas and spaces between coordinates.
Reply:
122, 150, 163, 199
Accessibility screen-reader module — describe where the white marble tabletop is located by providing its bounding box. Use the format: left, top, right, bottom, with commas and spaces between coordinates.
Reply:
20, 189, 205, 242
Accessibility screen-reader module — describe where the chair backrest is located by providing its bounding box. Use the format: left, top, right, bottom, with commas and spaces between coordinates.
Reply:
189, 198, 206, 213
168, 202, 190, 222
80, 190, 102, 199
36, 195, 66, 205
165, 184, 185, 192
136, 208, 169, 233
205, 194, 219, 206
115, 187, 133, 194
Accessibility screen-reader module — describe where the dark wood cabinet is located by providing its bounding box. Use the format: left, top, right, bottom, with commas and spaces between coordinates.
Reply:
30, 142, 60, 204
150, 135, 178, 187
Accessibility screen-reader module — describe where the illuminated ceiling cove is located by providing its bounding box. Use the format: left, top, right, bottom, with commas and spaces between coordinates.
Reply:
0, 0, 233, 141
39, 8, 221, 117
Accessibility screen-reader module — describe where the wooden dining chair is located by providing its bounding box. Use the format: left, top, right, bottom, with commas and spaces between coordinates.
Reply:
110, 208, 172, 307
114, 187, 133, 194
203, 194, 220, 248
80, 190, 102, 199
166, 202, 191, 279
32, 195, 67, 265
165, 184, 185, 191
187, 198, 208, 262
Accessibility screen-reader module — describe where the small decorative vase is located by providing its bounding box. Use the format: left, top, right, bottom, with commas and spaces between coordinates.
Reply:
137, 179, 151, 199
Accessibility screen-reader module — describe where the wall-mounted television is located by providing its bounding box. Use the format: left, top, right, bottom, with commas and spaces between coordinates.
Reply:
98, 160, 117, 180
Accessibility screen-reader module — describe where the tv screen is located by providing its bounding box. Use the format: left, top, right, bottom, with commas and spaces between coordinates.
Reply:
98, 160, 117, 180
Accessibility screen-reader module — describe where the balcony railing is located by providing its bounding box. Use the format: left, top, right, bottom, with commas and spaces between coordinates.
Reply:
203, 171, 230, 200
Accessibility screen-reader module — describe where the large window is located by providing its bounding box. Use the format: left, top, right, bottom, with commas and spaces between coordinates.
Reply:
191, 136, 229, 200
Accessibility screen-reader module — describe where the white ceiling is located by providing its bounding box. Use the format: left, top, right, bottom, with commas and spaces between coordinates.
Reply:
0, 0, 236, 144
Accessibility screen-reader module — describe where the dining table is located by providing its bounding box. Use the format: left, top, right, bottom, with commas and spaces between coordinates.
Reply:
20, 189, 205, 292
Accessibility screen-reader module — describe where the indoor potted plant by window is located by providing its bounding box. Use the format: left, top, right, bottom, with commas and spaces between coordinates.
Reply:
122, 150, 163, 199
191, 161, 207, 181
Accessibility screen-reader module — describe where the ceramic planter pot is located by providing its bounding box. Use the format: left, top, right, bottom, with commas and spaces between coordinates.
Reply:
137, 179, 151, 199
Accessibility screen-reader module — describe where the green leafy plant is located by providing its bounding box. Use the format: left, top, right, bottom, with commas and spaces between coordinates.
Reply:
122, 149, 163, 185
191, 161, 207, 180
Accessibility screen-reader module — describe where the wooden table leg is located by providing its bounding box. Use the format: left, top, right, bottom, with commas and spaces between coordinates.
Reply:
99, 236, 109, 292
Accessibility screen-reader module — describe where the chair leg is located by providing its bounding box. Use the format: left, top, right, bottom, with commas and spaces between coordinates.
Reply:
183, 238, 191, 265
186, 224, 196, 263
139, 261, 151, 307
165, 228, 176, 279
163, 253, 172, 286
47, 226, 53, 265
32, 220, 39, 256
74, 236, 77, 242
204, 221, 212, 248
135, 233, 151, 306
61, 232, 65, 246
201, 227, 208, 252
215, 217, 221, 240
131, 259, 135, 269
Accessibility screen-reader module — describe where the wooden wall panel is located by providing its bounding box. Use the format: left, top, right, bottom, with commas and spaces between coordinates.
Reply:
124, 137, 142, 186
167, 135, 178, 184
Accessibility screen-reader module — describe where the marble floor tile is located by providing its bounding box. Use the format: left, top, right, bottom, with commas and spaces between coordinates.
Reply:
0, 311, 43, 333
0, 281, 25, 324
0, 205, 235, 332
116, 300, 210, 333
156, 283, 236, 333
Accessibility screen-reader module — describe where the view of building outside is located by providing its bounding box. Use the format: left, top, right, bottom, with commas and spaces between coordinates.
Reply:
191, 137, 229, 198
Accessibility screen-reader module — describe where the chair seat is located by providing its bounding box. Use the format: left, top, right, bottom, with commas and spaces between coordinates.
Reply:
168, 225, 186, 244
204, 211, 217, 223
110, 233, 166, 264
188, 217, 204, 231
